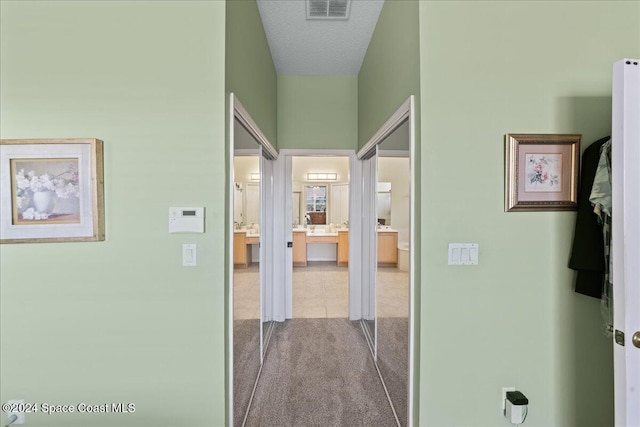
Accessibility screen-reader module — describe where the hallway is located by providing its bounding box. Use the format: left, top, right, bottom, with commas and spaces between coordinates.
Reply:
244, 319, 398, 427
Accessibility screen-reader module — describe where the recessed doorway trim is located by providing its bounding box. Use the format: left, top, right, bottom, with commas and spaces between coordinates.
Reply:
275, 149, 362, 321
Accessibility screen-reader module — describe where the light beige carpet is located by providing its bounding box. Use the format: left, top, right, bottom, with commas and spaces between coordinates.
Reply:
245, 319, 397, 427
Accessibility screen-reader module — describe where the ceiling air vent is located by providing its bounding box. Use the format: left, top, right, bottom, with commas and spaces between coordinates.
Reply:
306, 0, 351, 20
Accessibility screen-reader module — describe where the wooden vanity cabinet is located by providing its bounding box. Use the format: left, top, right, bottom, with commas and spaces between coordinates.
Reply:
293, 231, 307, 266
337, 231, 349, 266
234, 232, 248, 267
377, 231, 398, 266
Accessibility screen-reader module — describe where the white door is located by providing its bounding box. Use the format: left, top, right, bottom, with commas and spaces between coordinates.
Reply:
245, 183, 259, 226
330, 184, 341, 225
612, 58, 640, 427
292, 192, 301, 226
340, 184, 349, 226
329, 183, 349, 226
233, 184, 243, 224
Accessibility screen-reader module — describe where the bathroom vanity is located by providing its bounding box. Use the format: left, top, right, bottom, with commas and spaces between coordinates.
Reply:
291, 227, 398, 267
377, 229, 398, 266
292, 227, 349, 267
233, 229, 260, 268
292, 230, 307, 266
337, 230, 349, 266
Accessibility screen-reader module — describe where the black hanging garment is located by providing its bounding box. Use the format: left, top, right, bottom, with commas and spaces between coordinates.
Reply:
569, 136, 610, 298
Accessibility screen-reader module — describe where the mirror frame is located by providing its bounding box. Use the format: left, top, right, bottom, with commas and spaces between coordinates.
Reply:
356, 95, 416, 426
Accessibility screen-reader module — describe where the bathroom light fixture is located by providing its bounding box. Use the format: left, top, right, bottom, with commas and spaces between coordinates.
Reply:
307, 172, 337, 181
250, 173, 260, 181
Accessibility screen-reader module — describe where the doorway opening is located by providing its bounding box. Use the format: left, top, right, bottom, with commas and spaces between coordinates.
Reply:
290, 156, 350, 319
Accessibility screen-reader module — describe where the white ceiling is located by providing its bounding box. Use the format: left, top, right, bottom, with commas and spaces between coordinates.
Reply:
256, 0, 385, 75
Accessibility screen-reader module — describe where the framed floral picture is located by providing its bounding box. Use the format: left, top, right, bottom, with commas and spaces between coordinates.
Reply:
505, 134, 580, 212
0, 138, 104, 243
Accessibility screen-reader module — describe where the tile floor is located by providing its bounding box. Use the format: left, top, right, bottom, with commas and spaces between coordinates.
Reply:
233, 262, 409, 319
293, 262, 349, 318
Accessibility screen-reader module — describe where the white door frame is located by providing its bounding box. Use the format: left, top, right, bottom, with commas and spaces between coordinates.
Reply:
357, 95, 416, 427
273, 149, 361, 321
227, 93, 278, 426
612, 59, 640, 427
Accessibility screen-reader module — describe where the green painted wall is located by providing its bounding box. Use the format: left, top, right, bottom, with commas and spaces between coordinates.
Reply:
419, 1, 639, 426
358, 0, 420, 149
226, 0, 277, 146
0, 1, 227, 426
277, 76, 358, 150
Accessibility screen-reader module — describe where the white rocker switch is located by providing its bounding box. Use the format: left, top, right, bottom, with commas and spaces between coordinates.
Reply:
183, 244, 197, 267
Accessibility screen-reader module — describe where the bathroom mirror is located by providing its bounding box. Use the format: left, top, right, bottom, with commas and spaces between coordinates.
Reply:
377, 182, 391, 226
292, 191, 302, 226
305, 185, 327, 225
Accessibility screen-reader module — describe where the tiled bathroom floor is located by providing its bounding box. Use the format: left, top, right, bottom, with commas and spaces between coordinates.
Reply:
293, 262, 349, 318
233, 262, 409, 319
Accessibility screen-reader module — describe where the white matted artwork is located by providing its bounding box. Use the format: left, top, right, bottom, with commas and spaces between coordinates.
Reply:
524, 153, 562, 192
0, 138, 104, 243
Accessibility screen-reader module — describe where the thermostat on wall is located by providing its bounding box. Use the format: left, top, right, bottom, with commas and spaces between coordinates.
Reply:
169, 207, 205, 233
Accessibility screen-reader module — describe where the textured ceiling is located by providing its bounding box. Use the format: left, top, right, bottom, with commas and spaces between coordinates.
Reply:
256, 0, 384, 75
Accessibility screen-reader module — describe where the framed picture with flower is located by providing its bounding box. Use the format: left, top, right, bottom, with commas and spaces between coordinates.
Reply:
0, 138, 104, 243
505, 134, 580, 212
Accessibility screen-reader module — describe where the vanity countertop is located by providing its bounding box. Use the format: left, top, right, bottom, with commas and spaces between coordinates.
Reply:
292, 227, 349, 237
307, 231, 338, 237
377, 228, 398, 233
234, 229, 260, 238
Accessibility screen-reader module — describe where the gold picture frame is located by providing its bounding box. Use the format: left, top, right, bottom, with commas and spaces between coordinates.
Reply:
505, 134, 580, 212
0, 138, 105, 243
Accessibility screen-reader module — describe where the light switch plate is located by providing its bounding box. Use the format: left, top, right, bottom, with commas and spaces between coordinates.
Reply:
183, 244, 197, 267
448, 243, 479, 265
